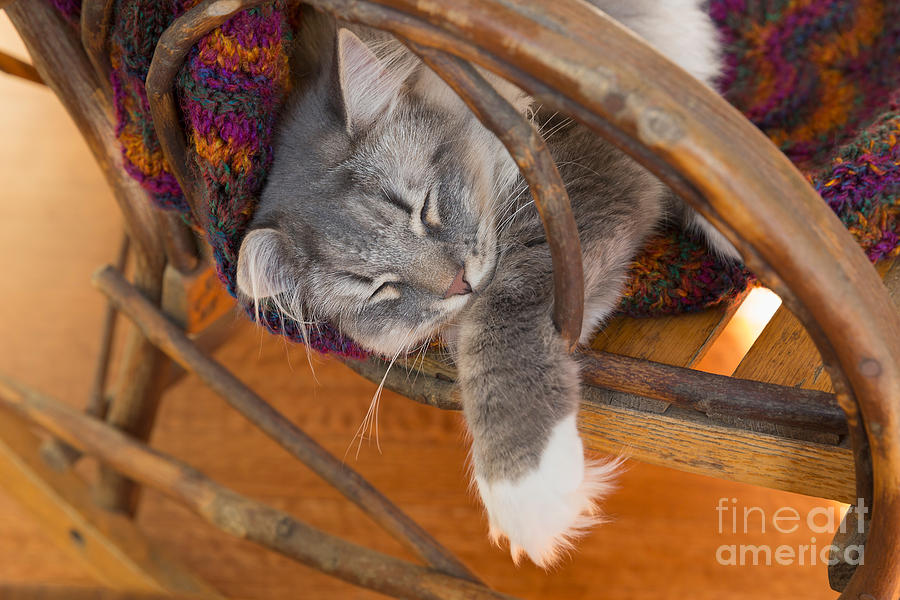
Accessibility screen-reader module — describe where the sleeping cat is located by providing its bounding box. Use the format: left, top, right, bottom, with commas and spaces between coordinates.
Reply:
237, 1, 734, 567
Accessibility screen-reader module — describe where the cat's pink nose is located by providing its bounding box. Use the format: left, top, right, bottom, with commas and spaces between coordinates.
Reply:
444, 266, 472, 298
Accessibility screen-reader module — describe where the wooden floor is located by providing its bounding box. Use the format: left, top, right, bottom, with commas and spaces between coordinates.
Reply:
0, 16, 841, 599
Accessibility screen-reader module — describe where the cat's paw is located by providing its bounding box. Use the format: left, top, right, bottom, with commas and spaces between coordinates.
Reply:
474, 415, 623, 568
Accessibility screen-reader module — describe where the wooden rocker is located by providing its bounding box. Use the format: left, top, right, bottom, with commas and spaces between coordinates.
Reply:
0, 0, 898, 598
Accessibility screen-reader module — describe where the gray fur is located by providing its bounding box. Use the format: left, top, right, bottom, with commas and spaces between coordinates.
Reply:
245, 18, 504, 356
456, 113, 664, 480
239, 1, 728, 545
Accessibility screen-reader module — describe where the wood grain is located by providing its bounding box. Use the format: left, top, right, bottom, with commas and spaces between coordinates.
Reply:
734, 259, 900, 392
578, 400, 856, 503
0, 410, 220, 596
592, 303, 745, 367
591, 301, 746, 413
0, 587, 225, 600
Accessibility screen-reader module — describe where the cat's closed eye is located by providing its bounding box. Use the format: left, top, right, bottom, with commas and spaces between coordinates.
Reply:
383, 186, 441, 235
368, 277, 401, 303
420, 187, 440, 229
381, 189, 411, 215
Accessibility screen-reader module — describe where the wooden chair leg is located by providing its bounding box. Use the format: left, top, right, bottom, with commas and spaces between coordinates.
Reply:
0, 409, 220, 597
87, 233, 132, 421
94, 255, 169, 515
6, 0, 173, 516
41, 233, 130, 472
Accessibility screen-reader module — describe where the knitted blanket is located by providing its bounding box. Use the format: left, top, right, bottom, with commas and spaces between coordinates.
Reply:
54, 0, 899, 358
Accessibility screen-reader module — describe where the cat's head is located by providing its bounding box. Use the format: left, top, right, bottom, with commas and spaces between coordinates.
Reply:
237, 28, 501, 356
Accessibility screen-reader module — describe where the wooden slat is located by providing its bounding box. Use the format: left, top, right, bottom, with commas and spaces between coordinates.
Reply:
0, 410, 221, 597
734, 259, 900, 391
717, 259, 899, 445
587, 301, 746, 412
590, 302, 744, 366
592, 274, 747, 409
578, 399, 856, 503
733, 306, 834, 392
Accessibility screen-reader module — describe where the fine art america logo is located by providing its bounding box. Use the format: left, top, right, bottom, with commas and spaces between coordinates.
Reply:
715, 497, 866, 567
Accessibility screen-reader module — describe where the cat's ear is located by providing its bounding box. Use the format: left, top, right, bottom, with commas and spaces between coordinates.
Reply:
237, 228, 294, 300
336, 28, 402, 133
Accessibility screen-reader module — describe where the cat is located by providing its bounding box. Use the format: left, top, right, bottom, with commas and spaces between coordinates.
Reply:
237, 1, 734, 567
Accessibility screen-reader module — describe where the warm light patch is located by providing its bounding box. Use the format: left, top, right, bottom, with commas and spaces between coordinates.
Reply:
695, 287, 783, 375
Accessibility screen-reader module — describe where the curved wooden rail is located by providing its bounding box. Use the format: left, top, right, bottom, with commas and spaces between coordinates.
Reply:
146, 0, 270, 232
81, 0, 114, 83
143, 1, 899, 597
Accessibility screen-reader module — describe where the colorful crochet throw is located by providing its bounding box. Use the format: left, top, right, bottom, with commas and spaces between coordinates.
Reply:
53, 0, 899, 357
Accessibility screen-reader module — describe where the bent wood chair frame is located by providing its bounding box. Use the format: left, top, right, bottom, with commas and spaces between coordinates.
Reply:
1, 0, 898, 598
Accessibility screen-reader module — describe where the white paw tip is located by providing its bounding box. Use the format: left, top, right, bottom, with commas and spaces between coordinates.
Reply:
475, 416, 626, 569
510, 544, 527, 566
488, 524, 503, 547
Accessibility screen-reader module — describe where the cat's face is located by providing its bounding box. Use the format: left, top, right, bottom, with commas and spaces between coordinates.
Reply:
237, 29, 499, 356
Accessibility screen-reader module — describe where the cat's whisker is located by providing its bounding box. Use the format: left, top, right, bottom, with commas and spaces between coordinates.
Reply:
504, 182, 532, 206
494, 185, 532, 231
348, 331, 410, 460
532, 109, 557, 134
278, 289, 320, 382
540, 118, 573, 142
280, 335, 295, 372
498, 199, 536, 235
554, 160, 608, 180
408, 334, 433, 386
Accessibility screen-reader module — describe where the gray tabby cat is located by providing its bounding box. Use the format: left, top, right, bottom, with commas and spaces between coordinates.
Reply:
237, 1, 733, 567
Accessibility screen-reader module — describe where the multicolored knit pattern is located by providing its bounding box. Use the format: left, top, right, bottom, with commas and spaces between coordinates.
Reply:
812, 91, 899, 263
179, 3, 362, 356
109, 0, 195, 214
106, 0, 363, 356
620, 0, 898, 316
713, 0, 898, 168
54, 0, 898, 355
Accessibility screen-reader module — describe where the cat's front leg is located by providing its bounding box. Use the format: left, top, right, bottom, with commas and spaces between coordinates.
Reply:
455, 260, 621, 567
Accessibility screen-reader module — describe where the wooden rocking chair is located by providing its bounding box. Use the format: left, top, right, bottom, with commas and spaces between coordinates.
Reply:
1, 0, 898, 598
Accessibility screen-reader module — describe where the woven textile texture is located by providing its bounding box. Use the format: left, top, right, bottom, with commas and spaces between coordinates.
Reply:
619, 0, 898, 316
54, 0, 899, 356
